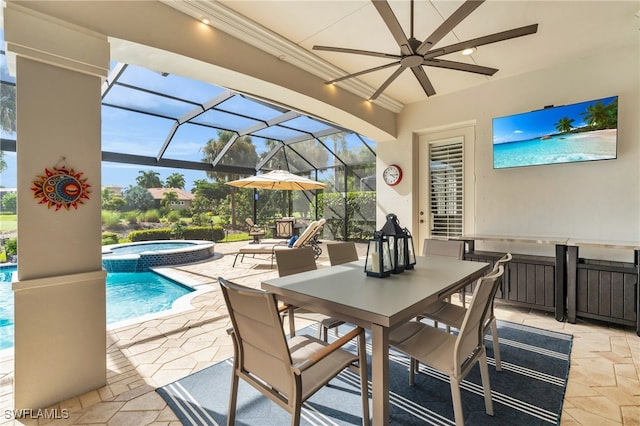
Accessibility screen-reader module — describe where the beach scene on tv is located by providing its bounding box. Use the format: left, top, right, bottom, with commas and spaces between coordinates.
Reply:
493, 96, 618, 169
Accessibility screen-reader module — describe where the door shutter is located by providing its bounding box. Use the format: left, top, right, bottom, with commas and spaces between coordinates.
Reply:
429, 140, 463, 237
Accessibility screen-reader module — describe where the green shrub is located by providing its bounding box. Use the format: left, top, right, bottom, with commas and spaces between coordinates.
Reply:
167, 210, 181, 223
143, 209, 160, 223
191, 212, 209, 226
182, 225, 225, 241
4, 238, 17, 256
101, 210, 124, 230
317, 191, 376, 241
101, 232, 119, 245
125, 211, 138, 224
170, 222, 184, 239
127, 228, 172, 242
127, 225, 225, 242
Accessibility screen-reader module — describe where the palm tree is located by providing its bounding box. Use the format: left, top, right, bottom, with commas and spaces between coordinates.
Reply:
136, 170, 163, 188
554, 117, 575, 134
165, 173, 185, 189
580, 101, 610, 130
161, 190, 179, 210
0, 153, 6, 174
0, 84, 16, 134
201, 130, 258, 228
0, 84, 16, 174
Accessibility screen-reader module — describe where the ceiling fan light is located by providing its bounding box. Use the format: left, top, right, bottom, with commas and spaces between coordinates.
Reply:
462, 47, 476, 55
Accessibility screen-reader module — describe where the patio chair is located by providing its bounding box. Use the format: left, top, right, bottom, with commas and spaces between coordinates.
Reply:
232, 219, 325, 268
389, 265, 504, 426
245, 217, 266, 243
219, 277, 370, 426
275, 218, 295, 239
327, 241, 359, 266
423, 238, 464, 259
420, 253, 512, 371
423, 238, 468, 307
275, 246, 345, 341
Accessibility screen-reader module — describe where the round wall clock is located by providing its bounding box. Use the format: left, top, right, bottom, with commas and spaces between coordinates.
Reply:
382, 164, 403, 186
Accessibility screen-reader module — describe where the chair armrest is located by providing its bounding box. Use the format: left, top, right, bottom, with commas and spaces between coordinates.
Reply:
292, 326, 363, 373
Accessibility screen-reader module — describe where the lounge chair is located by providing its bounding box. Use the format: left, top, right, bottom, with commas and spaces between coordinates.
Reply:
233, 219, 325, 268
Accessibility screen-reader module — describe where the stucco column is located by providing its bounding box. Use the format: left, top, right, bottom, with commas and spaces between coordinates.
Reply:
4, 3, 109, 409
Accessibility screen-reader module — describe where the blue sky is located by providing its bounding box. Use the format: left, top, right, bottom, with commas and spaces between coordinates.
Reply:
492, 96, 617, 144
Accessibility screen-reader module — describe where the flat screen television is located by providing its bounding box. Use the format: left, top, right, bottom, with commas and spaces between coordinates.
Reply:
492, 95, 618, 169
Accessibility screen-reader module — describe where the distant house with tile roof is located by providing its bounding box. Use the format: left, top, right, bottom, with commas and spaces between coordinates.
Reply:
146, 187, 195, 210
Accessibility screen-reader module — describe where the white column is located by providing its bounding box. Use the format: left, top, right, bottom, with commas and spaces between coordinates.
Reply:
4, 3, 109, 409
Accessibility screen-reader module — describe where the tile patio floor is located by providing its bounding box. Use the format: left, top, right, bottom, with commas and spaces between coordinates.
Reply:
0, 240, 638, 425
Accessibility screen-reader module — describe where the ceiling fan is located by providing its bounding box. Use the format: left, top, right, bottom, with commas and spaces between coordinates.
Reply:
313, 0, 538, 101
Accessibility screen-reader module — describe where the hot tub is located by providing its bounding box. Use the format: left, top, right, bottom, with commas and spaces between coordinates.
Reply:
102, 240, 216, 272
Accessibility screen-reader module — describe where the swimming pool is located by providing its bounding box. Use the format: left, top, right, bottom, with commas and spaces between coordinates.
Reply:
0, 265, 194, 350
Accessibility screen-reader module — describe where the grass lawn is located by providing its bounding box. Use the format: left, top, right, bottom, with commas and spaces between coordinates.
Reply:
0, 214, 16, 232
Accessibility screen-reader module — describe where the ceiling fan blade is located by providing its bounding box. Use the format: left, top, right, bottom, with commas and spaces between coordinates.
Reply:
313, 45, 401, 60
369, 66, 407, 100
410, 66, 436, 97
372, 0, 413, 55
417, 0, 485, 55
423, 59, 498, 76
325, 61, 401, 84
424, 24, 538, 59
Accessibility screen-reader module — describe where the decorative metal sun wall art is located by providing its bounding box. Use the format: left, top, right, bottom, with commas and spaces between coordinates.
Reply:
31, 162, 91, 211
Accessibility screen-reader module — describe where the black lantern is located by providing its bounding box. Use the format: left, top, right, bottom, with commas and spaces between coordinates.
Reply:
381, 213, 406, 274
403, 227, 417, 269
364, 231, 393, 278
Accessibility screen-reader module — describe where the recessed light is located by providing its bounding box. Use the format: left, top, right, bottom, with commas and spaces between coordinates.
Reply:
462, 47, 476, 55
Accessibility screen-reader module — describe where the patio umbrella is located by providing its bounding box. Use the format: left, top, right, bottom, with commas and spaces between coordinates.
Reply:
226, 170, 328, 191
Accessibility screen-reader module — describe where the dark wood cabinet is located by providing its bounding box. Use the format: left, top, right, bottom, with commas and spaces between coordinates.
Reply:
464, 251, 555, 312
457, 236, 639, 336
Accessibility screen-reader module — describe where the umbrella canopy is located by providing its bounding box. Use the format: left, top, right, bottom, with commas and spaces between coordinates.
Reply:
226, 170, 328, 191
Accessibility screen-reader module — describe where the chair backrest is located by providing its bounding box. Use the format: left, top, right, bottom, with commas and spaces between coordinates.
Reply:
454, 265, 504, 374
289, 221, 317, 248
275, 246, 317, 277
423, 238, 464, 259
246, 217, 255, 227
327, 242, 359, 266
493, 252, 512, 272
275, 219, 295, 238
219, 277, 294, 397
292, 219, 324, 248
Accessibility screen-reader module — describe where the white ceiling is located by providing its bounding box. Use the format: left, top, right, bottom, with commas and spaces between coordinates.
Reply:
164, 1, 639, 108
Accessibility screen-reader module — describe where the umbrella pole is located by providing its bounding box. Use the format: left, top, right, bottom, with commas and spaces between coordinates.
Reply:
253, 189, 258, 224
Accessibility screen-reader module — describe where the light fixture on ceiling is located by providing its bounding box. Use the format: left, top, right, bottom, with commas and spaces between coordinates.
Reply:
462, 47, 476, 55
201, 17, 210, 25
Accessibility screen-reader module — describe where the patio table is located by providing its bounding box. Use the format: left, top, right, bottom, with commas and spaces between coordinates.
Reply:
262, 255, 490, 425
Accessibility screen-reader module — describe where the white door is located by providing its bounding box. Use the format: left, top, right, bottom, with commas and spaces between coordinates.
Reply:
417, 123, 476, 254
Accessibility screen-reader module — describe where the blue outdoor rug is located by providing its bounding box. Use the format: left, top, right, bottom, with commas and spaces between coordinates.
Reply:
157, 320, 572, 425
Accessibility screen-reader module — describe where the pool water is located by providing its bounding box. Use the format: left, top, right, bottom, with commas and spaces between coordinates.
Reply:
0, 266, 193, 350
105, 242, 196, 255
